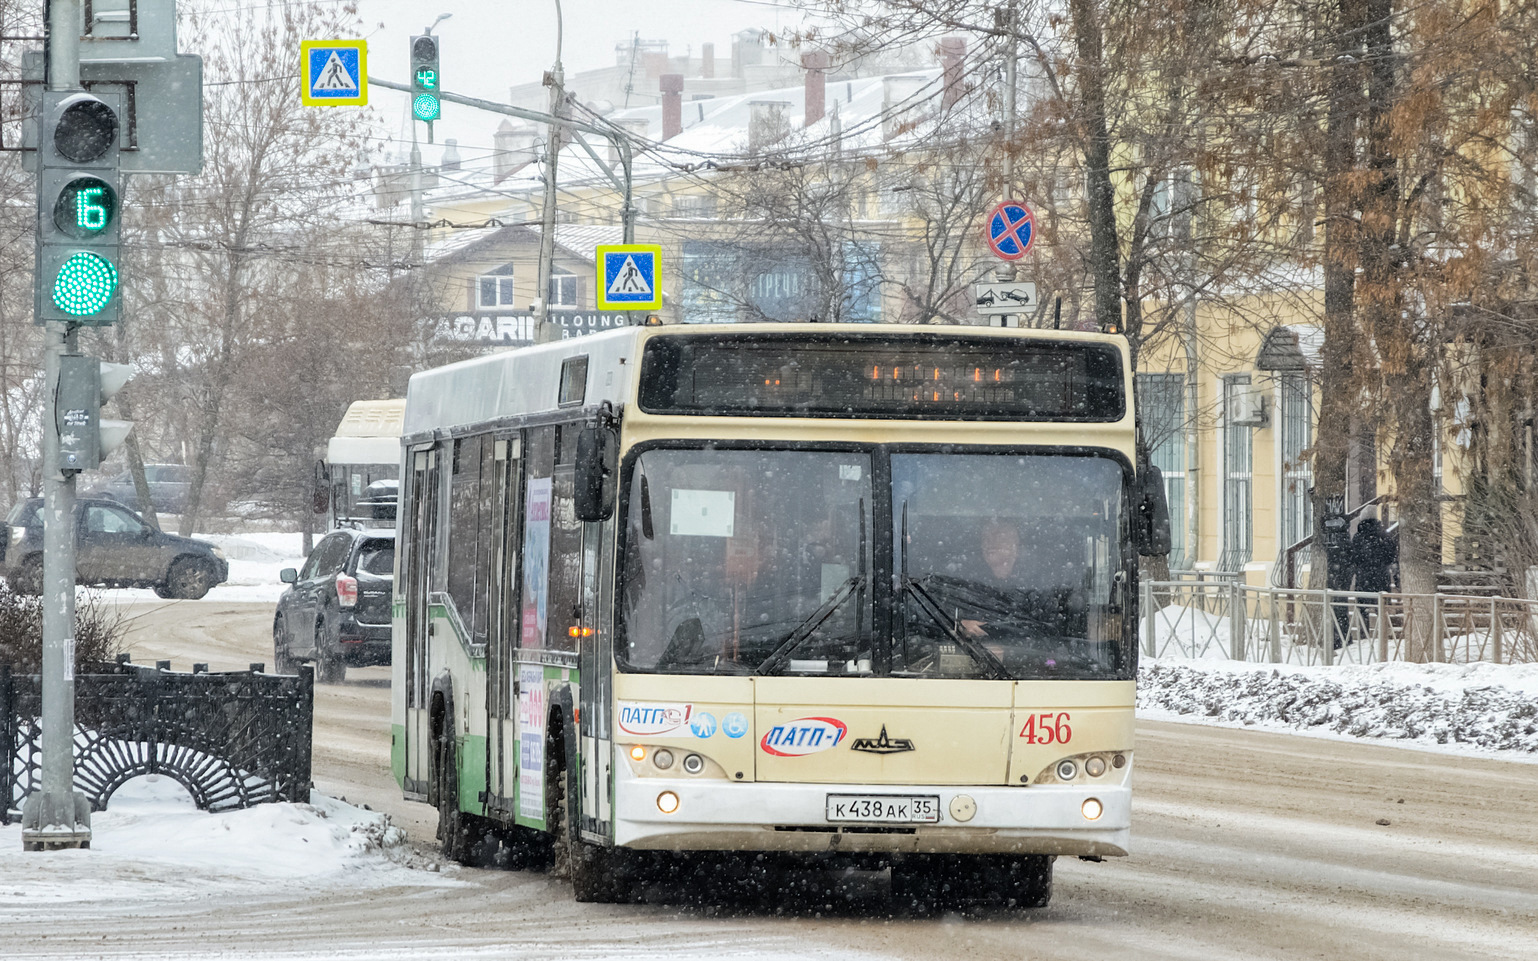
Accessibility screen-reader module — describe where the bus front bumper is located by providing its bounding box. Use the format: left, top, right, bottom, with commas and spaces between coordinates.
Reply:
613, 771, 1129, 857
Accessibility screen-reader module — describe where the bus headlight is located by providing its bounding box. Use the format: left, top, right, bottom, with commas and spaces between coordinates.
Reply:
653, 748, 674, 770
628, 745, 647, 762
1085, 756, 1107, 778
1082, 798, 1103, 820
682, 753, 704, 775
1055, 759, 1078, 781
657, 791, 680, 814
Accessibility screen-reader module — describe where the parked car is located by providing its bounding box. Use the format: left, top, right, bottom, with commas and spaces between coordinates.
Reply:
273, 528, 394, 683
91, 464, 193, 515
2, 497, 228, 599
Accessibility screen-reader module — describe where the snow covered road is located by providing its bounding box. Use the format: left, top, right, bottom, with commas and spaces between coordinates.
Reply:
2, 600, 1535, 960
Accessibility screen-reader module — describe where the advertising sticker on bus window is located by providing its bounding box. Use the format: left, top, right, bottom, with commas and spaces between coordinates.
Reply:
669, 489, 735, 537
521, 477, 553, 646
617, 701, 694, 736
518, 665, 546, 821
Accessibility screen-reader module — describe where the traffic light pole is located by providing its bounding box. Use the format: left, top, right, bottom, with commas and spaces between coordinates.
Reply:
22, 0, 91, 853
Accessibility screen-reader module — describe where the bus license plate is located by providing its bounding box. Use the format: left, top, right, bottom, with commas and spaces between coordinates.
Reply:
825, 795, 940, 823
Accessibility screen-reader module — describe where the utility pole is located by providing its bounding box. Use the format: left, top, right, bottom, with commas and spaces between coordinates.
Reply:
534, 0, 566, 345
995, 6, 1020, 289
997, 7, 1017, 198
409, 134, 424, 264
23, 0, 92, 853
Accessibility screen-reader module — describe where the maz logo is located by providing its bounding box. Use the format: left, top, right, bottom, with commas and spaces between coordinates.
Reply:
849, 725, 915, 755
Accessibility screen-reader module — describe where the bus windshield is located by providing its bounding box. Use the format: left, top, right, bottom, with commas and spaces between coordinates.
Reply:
618, 447, 1131, 680
619, 448, 874, 675
892, 453, 1128, 680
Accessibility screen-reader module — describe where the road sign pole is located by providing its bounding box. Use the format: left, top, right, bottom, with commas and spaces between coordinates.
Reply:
22, 0, 91, 854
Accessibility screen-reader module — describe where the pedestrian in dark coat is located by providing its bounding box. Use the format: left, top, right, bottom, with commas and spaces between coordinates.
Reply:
1351, 507, 1396, 594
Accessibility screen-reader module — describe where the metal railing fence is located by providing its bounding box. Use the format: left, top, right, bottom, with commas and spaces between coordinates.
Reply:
1141, 580, 1538, 666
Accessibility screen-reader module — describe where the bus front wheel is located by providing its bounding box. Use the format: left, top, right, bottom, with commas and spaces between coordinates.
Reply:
891, 853, 1053, 910
550, 740, 627, 902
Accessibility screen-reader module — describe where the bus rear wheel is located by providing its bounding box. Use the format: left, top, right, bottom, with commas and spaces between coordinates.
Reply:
434, 730, 492, 865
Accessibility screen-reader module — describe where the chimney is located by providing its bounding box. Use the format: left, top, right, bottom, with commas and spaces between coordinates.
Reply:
701, 43, 715, 79
749, 100, 790, 152
940, 37, 967, 110
611, 118, 648, 163
802, 50, 830, 127
882, 74, 928, 141
492, 120, 539, 183
660, 74, 684, 140
440, 138, 461, 171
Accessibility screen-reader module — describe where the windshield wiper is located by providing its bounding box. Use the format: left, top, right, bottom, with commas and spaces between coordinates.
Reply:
759, 496, 868, 676
756, 575, 863, 675
900, 577, 1011, 680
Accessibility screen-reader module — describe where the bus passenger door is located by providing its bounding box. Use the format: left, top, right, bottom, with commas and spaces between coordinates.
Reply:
488, 437, 521, 811
403, 447, 439, 795
578, 516, 614, 843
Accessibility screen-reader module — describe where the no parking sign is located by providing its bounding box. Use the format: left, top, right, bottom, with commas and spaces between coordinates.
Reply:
985, 201, 1036, 261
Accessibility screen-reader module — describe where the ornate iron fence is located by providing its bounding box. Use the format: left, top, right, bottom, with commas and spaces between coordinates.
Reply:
1142, 581, 1538, 666
2, 657, 313, 824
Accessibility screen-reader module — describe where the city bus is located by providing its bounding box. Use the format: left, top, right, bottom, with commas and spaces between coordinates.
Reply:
390, 322, 1168, 906
320, 399, 405, 529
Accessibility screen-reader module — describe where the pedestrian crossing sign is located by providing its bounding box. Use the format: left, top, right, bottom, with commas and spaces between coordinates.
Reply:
596, 244, 663, 310
301, 39, 368, 107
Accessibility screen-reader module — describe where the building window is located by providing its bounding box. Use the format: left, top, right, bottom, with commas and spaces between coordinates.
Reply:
1138, 372, 1187, 567
1221, 374, 1254, 571
1278, 373, 1314, 551
548, 269, 578, 308
478, 266, 517, 309
672, 193, 716, 218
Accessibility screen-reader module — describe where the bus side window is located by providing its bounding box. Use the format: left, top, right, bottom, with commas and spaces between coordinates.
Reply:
548, 425, 582, 653
520, 427, 557, 650
446, 435, 483, 641
495, 435, 522, 720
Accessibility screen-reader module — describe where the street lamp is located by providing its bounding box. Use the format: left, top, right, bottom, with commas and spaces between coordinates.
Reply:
426, 12, 452, 35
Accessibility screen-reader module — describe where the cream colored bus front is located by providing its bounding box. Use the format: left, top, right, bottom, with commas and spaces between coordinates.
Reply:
606, 423, 1137, 858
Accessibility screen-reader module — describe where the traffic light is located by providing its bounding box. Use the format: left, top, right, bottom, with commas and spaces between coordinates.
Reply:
55, 355, 133, 472
410, 35, 441, 125
36, 91, 122, 326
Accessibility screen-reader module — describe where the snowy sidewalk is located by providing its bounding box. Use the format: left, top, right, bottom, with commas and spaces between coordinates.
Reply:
1139, 658, 1538, 758
0, 780, 459, 913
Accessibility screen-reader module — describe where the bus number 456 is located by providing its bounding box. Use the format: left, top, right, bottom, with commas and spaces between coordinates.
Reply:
1019, 712, 1072, 745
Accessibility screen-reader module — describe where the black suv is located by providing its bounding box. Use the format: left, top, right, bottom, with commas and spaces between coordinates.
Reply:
2, 497, 228, 599
274, 528, 394, 683
90, 464, 192, 515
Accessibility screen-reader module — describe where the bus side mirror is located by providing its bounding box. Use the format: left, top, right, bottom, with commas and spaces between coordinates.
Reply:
312, 460, 329, 515
1137, 465, 1172, 557
575, 426, 617, 522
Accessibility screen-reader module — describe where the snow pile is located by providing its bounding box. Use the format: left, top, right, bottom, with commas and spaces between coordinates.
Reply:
1139, 659, 1538, 755
0, 779, 455, 909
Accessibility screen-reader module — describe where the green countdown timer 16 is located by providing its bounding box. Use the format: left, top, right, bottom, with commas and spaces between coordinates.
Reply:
52, 176, 117, 239
52, 251, 119, 317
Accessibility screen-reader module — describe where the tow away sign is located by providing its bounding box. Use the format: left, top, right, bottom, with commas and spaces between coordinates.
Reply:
974, 282, 1038, 314
301, 40, 367, 106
